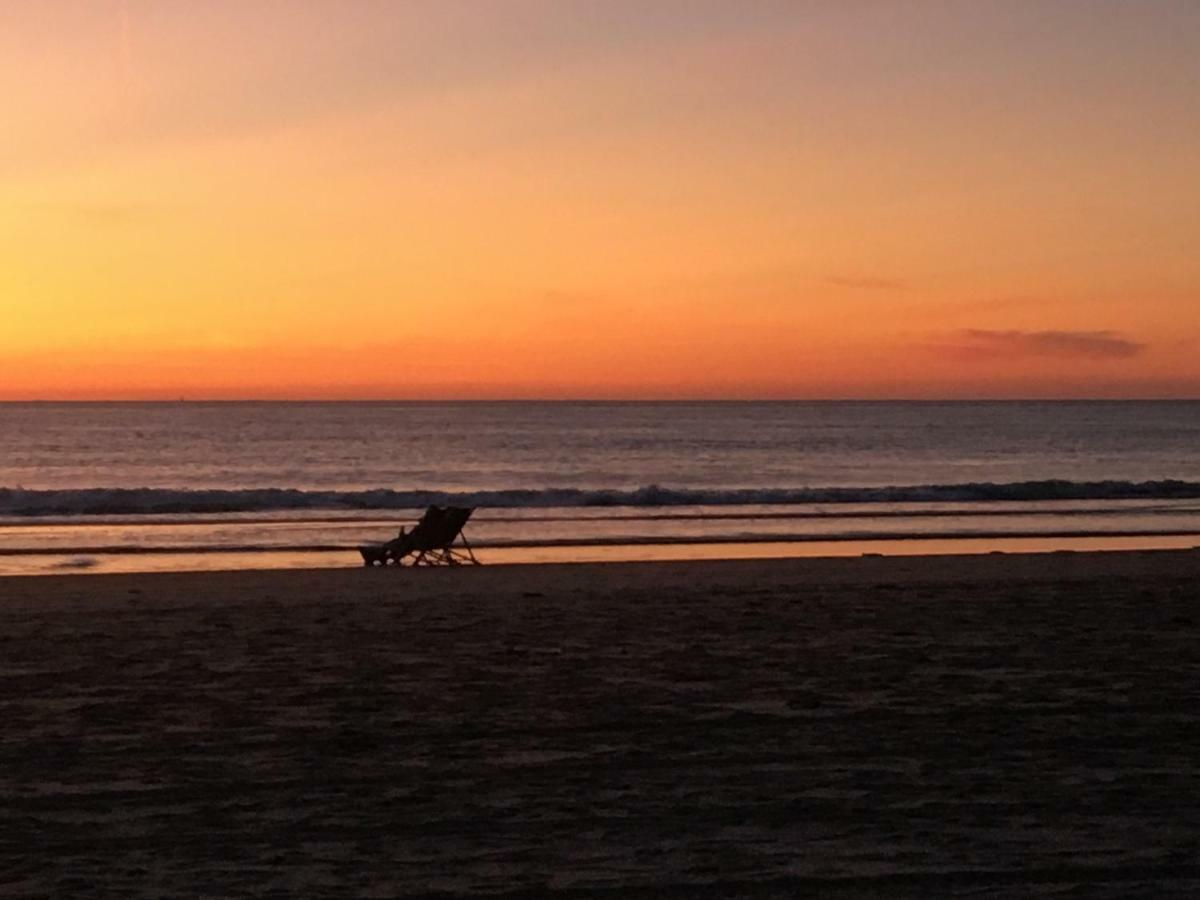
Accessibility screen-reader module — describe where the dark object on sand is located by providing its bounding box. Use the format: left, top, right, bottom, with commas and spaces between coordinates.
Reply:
359, 506, 480, 567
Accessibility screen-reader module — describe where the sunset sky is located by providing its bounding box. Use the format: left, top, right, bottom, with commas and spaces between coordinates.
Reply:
2, 1, 1197, 399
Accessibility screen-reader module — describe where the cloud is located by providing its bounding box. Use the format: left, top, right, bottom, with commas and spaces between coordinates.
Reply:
827, 276, 907, 291
949, 329, 1145, 360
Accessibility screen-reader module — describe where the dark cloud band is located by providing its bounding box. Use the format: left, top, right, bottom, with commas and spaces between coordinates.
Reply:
956, 329, 1144, 359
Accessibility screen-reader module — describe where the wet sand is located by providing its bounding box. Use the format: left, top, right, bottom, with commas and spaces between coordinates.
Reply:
3, 550, 1199, 897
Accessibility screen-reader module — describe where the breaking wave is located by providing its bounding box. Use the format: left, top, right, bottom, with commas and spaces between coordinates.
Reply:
3, 480, 1200, 517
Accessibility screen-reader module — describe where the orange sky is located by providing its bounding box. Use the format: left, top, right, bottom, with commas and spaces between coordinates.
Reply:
2, 1, 1198, 399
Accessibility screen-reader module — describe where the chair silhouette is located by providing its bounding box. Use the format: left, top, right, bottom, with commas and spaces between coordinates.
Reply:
359, 505, 479, 567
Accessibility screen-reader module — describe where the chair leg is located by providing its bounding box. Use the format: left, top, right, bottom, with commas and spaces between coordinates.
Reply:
458, 534, 480, 564
453, 535, 477, 564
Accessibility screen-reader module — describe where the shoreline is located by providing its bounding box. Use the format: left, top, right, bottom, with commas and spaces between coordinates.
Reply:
4, 526, 1200, 555
3, 532, 1199, 579
6, 545, 1200, 605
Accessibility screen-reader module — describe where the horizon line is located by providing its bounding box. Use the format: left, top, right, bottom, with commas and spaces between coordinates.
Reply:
1, 396, 1198, 404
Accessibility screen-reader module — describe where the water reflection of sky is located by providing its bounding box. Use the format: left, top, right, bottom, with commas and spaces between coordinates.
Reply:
5, 537, 1200, 579
1, 500, 1199, 576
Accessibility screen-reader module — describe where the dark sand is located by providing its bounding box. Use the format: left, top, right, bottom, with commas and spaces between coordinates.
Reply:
2, 551, 1199, 897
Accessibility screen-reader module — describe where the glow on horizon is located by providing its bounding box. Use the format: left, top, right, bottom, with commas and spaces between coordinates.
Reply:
1, 1, 1198, 400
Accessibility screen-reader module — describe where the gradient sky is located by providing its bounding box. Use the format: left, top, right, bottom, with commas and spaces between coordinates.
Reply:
2, 0, 1197, 399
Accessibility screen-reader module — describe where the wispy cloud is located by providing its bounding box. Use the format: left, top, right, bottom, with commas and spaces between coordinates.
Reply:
827, 276, 907, 291
945, 329, 1146, 360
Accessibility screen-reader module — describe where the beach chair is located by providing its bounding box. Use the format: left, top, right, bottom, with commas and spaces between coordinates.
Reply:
403, 506, 479, 566
358, 505, 479, 567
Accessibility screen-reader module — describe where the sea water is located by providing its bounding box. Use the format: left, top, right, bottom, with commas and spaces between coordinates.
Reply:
1, 401, 1198, 575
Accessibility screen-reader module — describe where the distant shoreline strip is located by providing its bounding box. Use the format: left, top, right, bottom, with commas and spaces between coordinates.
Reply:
4, 527, 1200, 556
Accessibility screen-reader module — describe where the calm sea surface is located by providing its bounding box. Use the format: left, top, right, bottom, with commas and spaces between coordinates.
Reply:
2, 401, 1198, 574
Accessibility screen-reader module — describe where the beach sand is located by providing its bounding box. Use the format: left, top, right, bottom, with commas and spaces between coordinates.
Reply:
2, 550, 1199, 897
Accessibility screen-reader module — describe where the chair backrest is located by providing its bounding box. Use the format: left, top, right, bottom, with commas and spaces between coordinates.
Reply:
402, 505, 450, 551
401, 505, 473, 552
439, 506, 473, 545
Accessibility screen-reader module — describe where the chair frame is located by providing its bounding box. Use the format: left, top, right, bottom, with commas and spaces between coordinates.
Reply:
406, 532, 479, 567
359, 505, 480, 567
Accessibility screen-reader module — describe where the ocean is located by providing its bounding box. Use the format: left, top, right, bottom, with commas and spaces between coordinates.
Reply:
2, 400, 1199, 575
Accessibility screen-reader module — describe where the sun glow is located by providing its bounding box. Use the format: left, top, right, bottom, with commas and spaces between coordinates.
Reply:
2, 2, 1198, 399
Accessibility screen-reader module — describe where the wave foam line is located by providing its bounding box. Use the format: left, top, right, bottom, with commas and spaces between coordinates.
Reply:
3, 503, 1198, 529
3, 481, 1200, 517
